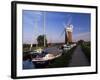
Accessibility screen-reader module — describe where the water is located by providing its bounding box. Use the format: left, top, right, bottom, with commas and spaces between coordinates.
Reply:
23, 59, 35, 69
23, 46, 62, 69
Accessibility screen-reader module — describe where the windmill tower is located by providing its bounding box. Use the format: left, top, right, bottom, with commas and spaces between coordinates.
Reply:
65, 24, 73, 44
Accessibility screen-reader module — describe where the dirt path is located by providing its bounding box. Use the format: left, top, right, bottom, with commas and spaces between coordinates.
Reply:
68, 45, 90, 67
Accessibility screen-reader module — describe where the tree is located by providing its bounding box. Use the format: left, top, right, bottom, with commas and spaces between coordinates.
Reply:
78, 40, 84, 44
37, 35, 47, 47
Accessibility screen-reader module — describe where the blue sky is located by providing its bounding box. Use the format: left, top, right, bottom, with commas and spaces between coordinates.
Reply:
22, 10, 91, 44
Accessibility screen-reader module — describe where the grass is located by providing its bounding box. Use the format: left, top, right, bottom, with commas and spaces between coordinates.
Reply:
47, 46, 77, 68
81, 43, 91, 64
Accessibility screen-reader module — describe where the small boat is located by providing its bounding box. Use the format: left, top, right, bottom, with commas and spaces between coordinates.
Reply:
23, 47, 62, 68
30, 47, 62, 68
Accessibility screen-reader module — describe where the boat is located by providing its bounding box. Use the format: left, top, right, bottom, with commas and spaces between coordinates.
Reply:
31, 47, 62, 68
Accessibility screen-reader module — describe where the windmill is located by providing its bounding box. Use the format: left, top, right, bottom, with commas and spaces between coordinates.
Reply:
65, 24, 73, 44
59, 16, 73, 44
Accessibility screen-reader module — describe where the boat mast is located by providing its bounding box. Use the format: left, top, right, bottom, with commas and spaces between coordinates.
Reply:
30, 13, 38, 51
43, 12, 46, 47
35, 15, 38, 48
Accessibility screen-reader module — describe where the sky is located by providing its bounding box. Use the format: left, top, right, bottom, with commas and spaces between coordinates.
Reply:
22, 10, 91, 44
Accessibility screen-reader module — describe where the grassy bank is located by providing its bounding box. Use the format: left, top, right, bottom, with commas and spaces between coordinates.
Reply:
81, 42, 91, 63
47, 46, 77, 68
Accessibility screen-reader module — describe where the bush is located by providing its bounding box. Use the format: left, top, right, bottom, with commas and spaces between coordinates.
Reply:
81, 44, 91, 64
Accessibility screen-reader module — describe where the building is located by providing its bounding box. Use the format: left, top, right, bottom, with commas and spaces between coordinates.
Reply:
65, 24, 73, 44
